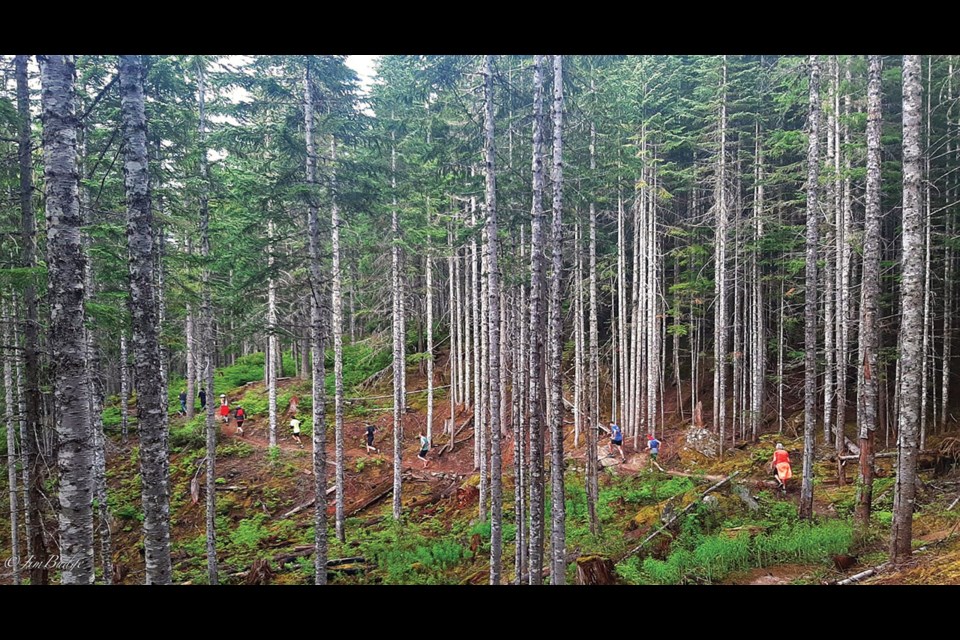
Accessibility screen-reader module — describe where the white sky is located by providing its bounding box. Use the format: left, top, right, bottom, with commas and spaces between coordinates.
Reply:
346, 55, 380, 95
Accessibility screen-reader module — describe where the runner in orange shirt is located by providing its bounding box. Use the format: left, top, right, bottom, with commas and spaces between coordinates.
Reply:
770, 443, 792, 494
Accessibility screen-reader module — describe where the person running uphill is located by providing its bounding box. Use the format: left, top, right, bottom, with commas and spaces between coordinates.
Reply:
364, 424, 379, 453
646, 434, 662, 469
608, 421, 625, 461
219, 395, 230, 425
417, 433, 431, 468
235, 406, 246, 437
198, 388, 207, 410
771, 443, 792, 494
178, 389, 188, 416
290, 416, 303, 448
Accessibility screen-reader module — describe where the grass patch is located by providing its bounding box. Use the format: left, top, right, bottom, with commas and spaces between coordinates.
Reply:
618, 518, 854, 584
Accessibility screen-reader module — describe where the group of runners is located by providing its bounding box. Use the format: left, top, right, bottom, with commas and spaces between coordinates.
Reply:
178, 391, 791, 488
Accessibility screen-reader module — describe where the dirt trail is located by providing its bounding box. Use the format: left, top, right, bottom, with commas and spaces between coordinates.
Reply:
216, 396, 479, 478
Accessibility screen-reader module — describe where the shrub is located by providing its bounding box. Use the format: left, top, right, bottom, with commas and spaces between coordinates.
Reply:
229, 514, 271, 551
114, 504, 143, 522
169, 416, 215, 450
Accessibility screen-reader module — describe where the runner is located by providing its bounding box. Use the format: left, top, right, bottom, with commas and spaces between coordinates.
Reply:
235, 406, 246, 437
365, 424, 379, 453
608, 421, 625, 462
417, 432, 431, 468
290, 416, 304, 448
219, 395, 230, 425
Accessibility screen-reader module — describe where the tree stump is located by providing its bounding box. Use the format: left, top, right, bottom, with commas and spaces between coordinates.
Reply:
576, 555, 616, 585
245, 558, 274, 585
457, 484, 479, 509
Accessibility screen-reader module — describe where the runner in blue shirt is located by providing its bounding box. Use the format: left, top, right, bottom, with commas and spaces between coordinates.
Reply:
608, 421, 625, 462
646, 434, 661, 467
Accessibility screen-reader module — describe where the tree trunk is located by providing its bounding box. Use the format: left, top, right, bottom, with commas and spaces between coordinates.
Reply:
461, 210, 471, 411
120, 54, 174, 583
527, 55, 548, 585
41, 54, 95, 584
448, 214, 458, 411
800, 55, 821, 521
331, 136, 346, 543
837, 57, 853, 480
586, 91, 600, 536
618, 193, 627, 429
479, 208, 489, 522
4, 301, 21, 584
777, 278, 785, 433
197, 58, 218, 585
943, 58, 956, 434
305, 62, 329, 584
574, 221, 584, 450
16, 54, 48, 584
185, 304, 195, 420
14, 327, 32, 566
481, 55, 503, 584
515, 226, 528, 584
824, 59, 836, 448
120, 334, 129, 441
300, 317, 310, 380
391, 125, 405, 522
548, 54, 566, 584
647, 160, 660, 440
891, 55, 923, 564
751, 126, 765, 443
268, 218, 278, 448
919, 57, 932, 451
630, 175, 641, 444
426, 251, 434, 442
80, 120, 113, 584
855, 56, 882, 530
472, 193, 483, 477
714, 56, 729, 457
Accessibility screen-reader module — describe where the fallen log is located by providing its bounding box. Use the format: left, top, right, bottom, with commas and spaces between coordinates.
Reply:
838, 452, 898, 461
836, 563, 889, 585
832, 543, 936, 585
664, 470, 729, 484
617, 471, 740, 563
272, 544, 365, 567
404, 492, 445, 511
838, 450, 935, 461
345, 478, 395, 517
282, 485, 337, 518
948, 494, 960, 512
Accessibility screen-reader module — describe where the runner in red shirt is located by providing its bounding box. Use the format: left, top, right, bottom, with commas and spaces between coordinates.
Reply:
219, 394, 231, 427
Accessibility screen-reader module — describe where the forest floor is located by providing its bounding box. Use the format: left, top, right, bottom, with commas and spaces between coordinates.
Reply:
2, 352, 960, 585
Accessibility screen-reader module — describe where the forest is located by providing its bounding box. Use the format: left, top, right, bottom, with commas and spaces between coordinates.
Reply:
1, 54, 959, 585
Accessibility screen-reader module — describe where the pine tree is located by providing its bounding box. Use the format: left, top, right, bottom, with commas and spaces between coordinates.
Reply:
40, 54, 95, 584
891, 55, 923, 564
